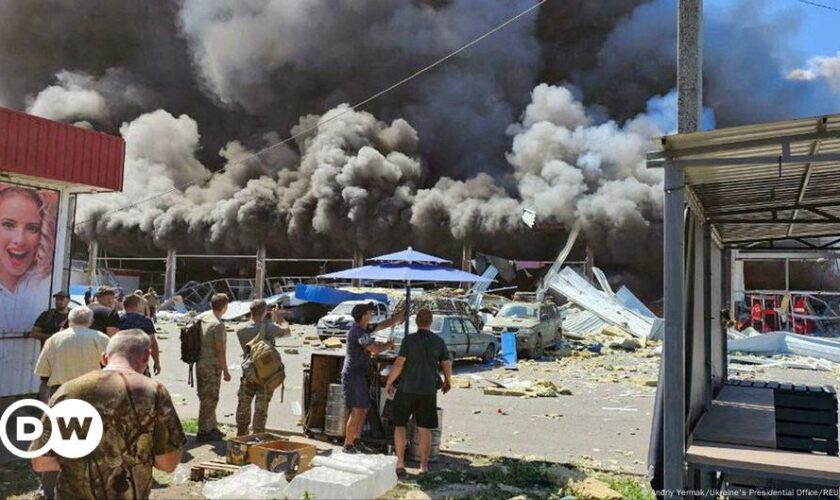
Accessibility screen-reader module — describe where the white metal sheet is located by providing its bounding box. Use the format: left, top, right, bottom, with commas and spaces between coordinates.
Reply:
549, 267, 656, 339
0, 337, 41, 397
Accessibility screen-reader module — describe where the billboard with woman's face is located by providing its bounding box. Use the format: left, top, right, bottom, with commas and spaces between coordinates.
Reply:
0, 182, 59, 335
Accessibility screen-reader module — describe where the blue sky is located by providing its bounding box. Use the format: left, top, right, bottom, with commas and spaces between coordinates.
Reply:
707, 0, 840, 65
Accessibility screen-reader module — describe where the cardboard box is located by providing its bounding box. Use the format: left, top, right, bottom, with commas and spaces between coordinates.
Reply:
226, 433, 284, 466
250, 440, 317, 477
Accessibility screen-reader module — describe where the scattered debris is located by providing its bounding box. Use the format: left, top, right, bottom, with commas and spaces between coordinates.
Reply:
570, 478, 622, 500
322, 337, 343, 349
482, 379, 571, 398
452, 377, 471, 389
542, 464, 585, 487
728, 331, 840, 369
550, 267, 662, 340
608, 338, 642, 351
484, 387, 528, 397
283, 348, 299, 355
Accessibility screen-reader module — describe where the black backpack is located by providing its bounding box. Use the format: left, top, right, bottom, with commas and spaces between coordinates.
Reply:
180, 320, 203, 387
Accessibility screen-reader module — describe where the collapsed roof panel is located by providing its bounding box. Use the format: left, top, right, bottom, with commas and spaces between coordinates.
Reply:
548, 267, 659, 339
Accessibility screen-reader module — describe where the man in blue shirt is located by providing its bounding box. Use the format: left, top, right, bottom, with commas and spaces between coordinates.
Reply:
119, 294, 161, 376
341, 302, 403, 453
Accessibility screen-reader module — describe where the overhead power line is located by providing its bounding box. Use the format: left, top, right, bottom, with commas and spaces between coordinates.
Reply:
75, 0, 549, 227
794, 0, 840, 14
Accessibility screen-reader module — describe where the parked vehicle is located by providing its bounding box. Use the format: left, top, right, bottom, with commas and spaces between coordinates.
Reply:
316, 300, 389, 340
376, 313, 497, 363
482, 301, 562, 358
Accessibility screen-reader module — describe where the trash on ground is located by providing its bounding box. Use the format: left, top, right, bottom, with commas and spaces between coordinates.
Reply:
202, 464, 288, 500
322, 337, 343, 349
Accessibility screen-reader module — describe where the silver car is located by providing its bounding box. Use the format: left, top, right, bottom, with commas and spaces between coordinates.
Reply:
376, 313, 498, 363
316, 300, 389, 341
482, 302, 562, 358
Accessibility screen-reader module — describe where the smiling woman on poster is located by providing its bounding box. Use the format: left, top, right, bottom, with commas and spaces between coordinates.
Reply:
0, 184, 58, 335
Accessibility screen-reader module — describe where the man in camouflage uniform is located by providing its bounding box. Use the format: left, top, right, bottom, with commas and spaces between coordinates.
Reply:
196, 293, 231, 441
235, 300, 291, 436
31, 329, 185, 500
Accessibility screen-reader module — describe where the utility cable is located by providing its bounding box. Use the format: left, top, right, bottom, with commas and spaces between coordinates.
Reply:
75, 0, 549, 227
794, 0, 840, 14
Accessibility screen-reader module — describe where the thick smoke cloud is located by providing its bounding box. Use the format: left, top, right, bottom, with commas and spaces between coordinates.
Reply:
178, 0, 540, 179
789, 52, 840, 93
3, 0, 840, 298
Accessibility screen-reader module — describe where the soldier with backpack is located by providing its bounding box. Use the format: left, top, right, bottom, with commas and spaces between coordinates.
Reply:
235, 300, 290, 436
195, 293, 230, 441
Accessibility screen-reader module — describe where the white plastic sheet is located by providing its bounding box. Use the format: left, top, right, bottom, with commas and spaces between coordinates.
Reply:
286, 453, 397, 500
202, 464, 288, 500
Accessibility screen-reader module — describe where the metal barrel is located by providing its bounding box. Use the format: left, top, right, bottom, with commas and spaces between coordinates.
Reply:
324, 383, 347, 437
408, 407, 443, 462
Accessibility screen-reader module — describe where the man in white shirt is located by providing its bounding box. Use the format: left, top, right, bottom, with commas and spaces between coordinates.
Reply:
34, 305, 110, 398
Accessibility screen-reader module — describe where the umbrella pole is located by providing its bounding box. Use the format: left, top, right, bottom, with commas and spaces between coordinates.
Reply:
404, 280, 411, 338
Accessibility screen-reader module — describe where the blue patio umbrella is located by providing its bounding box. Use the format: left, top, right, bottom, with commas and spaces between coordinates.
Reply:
319, 247, 490, 338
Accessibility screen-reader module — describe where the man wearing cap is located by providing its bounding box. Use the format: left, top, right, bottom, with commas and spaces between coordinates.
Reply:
89, 286, 120, 336
341, 302, 403, 453
30, 291, 71, 345
30, 291, 72, 404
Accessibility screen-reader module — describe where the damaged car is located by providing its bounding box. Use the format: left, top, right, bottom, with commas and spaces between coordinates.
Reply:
316, 300, 389, 341
482, 301, 562, 358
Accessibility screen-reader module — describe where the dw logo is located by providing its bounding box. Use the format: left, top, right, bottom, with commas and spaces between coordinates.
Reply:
0, 399, 103, 459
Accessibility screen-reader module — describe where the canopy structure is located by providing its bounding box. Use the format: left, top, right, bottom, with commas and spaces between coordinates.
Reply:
319, 248, 489, 338
648, 112, 840, 491
319, 263, 487, 283
649, 114, 840, 246
368, 247, 452, 264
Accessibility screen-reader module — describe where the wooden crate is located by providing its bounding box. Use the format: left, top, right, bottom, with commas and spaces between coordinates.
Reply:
190, 459, 240, 481
226, 432, 284, 465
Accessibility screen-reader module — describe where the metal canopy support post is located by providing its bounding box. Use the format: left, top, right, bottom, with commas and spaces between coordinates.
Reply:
730, 249, 740, 313
87, 240, 99, 286
255, 245, 267, 300
667, 0, 702, 492
461, 241, 472, 273
164, 249, 177, 299
673, 0, 703, 490
703, 224, 712, 411
664, 161, 687, 495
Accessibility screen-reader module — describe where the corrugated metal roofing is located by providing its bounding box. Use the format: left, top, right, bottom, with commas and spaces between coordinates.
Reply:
549, 267, 658, 339
648, 113, 840, 244
0, 106, 124, 191
562, 307, 609, 336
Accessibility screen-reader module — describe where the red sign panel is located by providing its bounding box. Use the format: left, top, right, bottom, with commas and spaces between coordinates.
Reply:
0, 107, 124, 191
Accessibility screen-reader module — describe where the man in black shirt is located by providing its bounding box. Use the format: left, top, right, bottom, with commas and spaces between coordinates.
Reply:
31, 290, 72, 404
30, 291, 71, 345
89, 286, 120, 336
119, 294, 161, 375
385, 308, 452, 475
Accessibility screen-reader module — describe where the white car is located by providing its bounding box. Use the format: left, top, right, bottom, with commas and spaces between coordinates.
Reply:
316, 300, 389, 341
